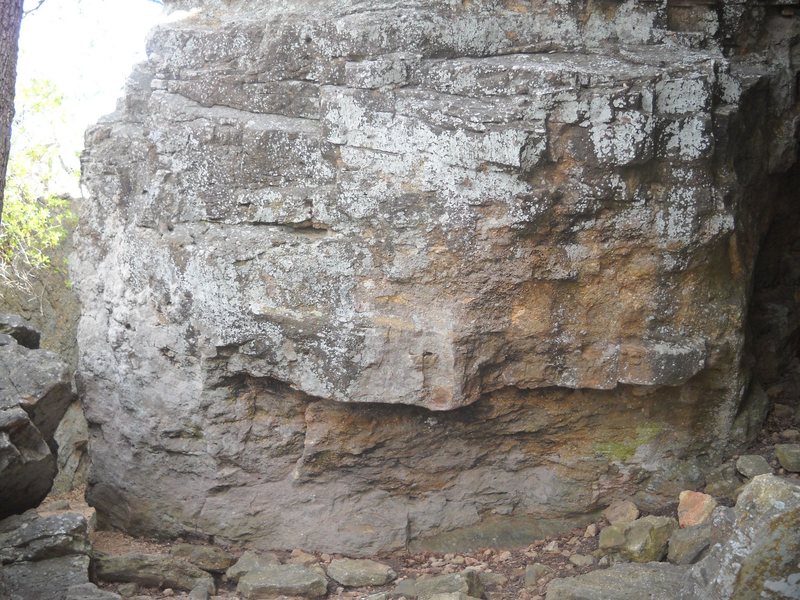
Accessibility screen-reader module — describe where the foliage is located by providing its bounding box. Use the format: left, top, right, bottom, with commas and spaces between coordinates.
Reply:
0, 78, 76, 297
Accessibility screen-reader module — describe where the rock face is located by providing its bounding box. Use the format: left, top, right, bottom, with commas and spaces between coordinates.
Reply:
52, 399, 90, 495
0, 319, 75, 519
74, 0, 800, 553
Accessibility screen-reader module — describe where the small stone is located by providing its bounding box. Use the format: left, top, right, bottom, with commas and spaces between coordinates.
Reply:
598, 524, 626, 550
599, 516, 677, 562
47, 499, 71, 511
775, 444, 800, 472
478, 571, 508, 587
163, 590, 174, 597
495, 550, 512, 562
773, 403, 794, 419
569, 554, 594, 567
677, 491, 717, 528
188, 582, 210, 600
524, 563, 552, 589
415, 571, 485, 599
169, 543, 235, 573
327, 558, 396, 587
597, 556, 610, 567
602, 499, 640, 525
736, 454, 772, 478
66, 583, 122, 600
780, 429, 800, 441
584, 524, 597, 538
94, 553, 214, 593
225, 550, 281, 583
451, 555, 465, 565
392, 577, 417, 597
237, 564, 327, 599
117, 582, 138, 597
704, 462, 741, 501
288, 549, 319, 567
543, 540, 559, 552
667, 522, 711, 565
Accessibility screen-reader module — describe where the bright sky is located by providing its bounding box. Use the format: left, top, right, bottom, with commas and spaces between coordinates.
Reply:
15, 0, 164, 194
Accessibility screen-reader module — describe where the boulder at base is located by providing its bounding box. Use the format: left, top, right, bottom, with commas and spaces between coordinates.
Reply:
0, 320, 75, 519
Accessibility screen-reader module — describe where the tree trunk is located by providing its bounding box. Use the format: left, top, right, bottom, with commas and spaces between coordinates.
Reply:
0, 0, 24, 224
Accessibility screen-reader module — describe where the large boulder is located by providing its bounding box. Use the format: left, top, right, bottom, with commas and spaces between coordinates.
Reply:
0, 322, 75, 519
0, 510, 93, 600
73, 0, 800, 554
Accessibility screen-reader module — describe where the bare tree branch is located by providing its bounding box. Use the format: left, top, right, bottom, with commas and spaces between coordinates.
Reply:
23, 0, 47, 17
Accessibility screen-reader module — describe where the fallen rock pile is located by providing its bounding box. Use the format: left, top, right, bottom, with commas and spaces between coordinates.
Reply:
546, 474, 800, 599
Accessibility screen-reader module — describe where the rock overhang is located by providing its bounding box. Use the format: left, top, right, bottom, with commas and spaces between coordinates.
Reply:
88, 16, 733, 411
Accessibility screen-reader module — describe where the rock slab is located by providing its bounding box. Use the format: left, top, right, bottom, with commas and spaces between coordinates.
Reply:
735, 455, 772, 478
775, 444, 800, 472
236, 564, 328, 599
326, 558, 396, 587
94, 553, 214, 593
0, 510, 93, 600
168, 543, 234, 573
546, 562, 686, 600
225, 550, 281, 583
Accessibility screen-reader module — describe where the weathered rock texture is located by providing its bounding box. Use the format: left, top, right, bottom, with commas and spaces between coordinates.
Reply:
0, 510, 93, 600
0, 230, 82, 370
74, 0, 800, 554
0, 318, 75, 519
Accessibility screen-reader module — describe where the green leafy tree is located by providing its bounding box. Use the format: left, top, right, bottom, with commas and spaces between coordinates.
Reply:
0, 78, 75, 296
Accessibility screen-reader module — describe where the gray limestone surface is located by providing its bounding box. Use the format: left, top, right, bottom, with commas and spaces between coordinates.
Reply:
73, 0, 800, 554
